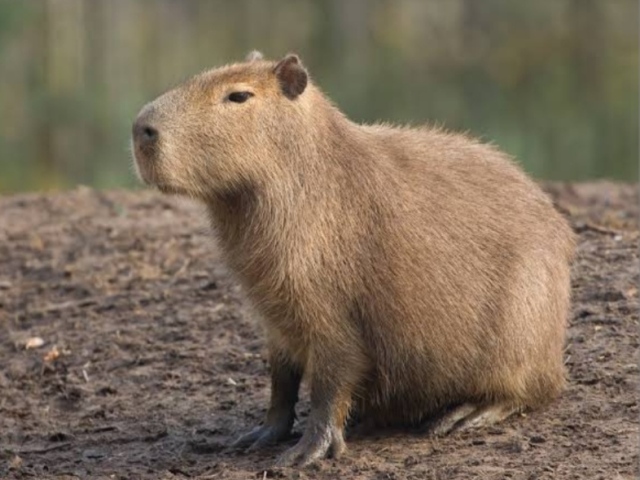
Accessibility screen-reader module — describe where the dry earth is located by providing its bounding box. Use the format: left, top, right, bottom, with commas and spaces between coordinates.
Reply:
0, 182, 637, 479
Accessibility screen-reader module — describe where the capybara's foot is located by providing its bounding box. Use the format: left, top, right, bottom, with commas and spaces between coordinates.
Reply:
231, 357, 301, 452
430, 402, 521, 436
275, 422, 345, 467
231, 420, 293, 451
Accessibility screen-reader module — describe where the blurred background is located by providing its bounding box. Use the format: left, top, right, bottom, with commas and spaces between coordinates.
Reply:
0, 0, 637, 193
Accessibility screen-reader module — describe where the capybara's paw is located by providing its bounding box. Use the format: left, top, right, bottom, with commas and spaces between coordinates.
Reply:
275, 424, 345, 467
231, 423, 291, 451
429, 402, 521, 436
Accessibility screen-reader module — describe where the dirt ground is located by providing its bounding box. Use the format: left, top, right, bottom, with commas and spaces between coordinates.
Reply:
0, 182, 637, 480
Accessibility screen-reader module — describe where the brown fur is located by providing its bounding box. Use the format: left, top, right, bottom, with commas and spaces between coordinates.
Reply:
132, 52, 575, 465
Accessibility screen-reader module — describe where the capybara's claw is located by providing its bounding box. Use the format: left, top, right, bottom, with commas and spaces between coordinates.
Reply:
231, 423, 291, 451
230, 426, 263, 449
275, 425, 345, 467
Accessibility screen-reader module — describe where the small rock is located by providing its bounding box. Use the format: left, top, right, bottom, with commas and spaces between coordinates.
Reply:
43, 346, 60, 363
8, 455, 22, 470
25, 337, 45, 349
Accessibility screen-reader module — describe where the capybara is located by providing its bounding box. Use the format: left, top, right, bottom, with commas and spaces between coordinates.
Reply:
132, 51, 575, 466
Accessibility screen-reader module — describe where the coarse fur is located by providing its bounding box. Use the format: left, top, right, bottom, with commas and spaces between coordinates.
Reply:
132, 52, 575, 465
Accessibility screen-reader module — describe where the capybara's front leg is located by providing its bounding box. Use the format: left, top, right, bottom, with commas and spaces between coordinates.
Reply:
275, 346, 363, 467
232, 352, 302, 450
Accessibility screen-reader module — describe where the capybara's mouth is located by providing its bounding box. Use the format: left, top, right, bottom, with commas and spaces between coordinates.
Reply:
132, 147, 163, 189
132, 152, 186, 196
132, 158, 155, 186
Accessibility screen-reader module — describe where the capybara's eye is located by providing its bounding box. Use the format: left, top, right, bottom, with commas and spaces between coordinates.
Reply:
227, 91, 254, 103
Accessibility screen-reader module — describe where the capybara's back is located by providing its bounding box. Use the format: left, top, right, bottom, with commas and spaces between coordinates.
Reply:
347, 125, 575, 427
132, 52, 575, 466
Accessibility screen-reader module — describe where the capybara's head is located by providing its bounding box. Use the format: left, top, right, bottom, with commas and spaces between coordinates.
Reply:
132, 52, 309, 199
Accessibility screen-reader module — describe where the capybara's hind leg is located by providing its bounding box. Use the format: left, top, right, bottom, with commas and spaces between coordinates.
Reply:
431, 402, 520, 436
456, 403, 521, 431
429, 403, 477, 436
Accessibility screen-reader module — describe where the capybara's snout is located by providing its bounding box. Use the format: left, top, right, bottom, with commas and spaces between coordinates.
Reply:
131, 104, 161, 184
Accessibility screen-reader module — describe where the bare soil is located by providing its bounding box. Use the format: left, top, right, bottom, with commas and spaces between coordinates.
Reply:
0, 182, 637, 480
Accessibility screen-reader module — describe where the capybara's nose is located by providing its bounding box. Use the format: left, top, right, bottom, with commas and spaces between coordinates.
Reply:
133, 121, 158, 149
132, 111, 159, 150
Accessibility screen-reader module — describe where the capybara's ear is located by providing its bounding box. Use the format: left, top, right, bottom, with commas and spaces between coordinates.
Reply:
273, 54, 308, 99
245, 50, 264, 62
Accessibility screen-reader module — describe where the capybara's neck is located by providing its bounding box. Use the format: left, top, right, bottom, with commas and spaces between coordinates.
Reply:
205, 89, 370, 259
